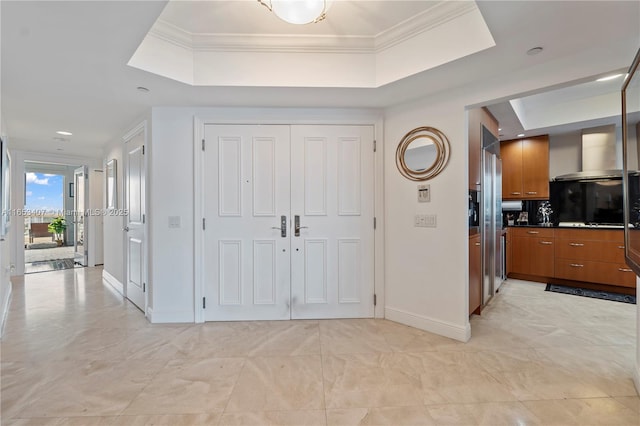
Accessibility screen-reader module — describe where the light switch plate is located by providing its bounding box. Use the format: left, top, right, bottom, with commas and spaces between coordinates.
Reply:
424, 214, 437, 227
418, 184, 430, 202
168, 216, 181, 228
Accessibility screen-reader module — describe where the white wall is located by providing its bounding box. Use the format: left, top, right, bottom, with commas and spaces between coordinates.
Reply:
89, 169, 104, 266
102, 138, 125, 289
0, 1, 10, 337
384, 95, 469, 340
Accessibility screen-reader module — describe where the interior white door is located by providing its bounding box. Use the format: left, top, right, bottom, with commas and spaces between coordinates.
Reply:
124, 132, 146, 312
203, 125, 291, 321
73, 166, 88, 266
290, 125, 375, 319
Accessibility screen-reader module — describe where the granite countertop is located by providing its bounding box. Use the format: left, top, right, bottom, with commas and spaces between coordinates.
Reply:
506, 223, 624, 229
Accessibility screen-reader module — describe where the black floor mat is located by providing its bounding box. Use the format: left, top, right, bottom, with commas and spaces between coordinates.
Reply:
545, 284, 636, 304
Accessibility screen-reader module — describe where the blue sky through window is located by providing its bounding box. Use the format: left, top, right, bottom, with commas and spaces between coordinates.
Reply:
25, 173, 64, 212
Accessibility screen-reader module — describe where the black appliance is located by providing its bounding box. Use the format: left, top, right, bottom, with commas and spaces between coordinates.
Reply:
469, 189, 480, 227
550, 178, 623, 226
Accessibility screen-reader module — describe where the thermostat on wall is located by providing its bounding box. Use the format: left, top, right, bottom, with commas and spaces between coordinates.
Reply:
418, 184, 430, 202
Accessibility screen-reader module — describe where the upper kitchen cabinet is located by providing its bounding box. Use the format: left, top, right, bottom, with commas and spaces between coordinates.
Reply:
502, 135, 549, 200
468, 107, 499, 189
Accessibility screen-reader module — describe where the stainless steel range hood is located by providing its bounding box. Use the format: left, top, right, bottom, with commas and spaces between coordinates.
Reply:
553, 169, 623, 181
553, 125, 623, 181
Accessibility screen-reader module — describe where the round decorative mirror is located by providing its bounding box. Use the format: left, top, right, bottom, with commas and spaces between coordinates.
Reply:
396, 126, 451, 181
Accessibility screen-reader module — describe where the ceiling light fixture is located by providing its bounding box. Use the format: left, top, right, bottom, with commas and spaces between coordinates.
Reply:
258, 0, 330, 24
56, 130, 72, 136
596, 74, 623, 82
517, 133, 525, 137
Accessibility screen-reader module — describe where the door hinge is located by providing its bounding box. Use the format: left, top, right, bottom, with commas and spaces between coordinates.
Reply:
373, 294, 377, 306
374, 217, 377, 229
143, 282, 146, 292
203, 297, 206, 309
142, 214, 146, 224
202, 139, 205, 151
373, 140, 377, 152
142, 145, 145, 155
202, 218, 206, 230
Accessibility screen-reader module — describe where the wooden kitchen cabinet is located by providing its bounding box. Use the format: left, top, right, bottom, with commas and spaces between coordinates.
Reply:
505, 228, 512, 276
507, 226, 636, 291
554, 229, 635, 288
509, 227, 555, 280
502, 135, 549, 200
469, 234, 482, 315
468, 107, 498, 189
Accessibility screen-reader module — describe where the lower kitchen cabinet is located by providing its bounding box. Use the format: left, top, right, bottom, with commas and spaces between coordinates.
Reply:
510, 227, 554, 279
469, 234, 482, 315
507, 227, 636, 290
554, 229, 635, 288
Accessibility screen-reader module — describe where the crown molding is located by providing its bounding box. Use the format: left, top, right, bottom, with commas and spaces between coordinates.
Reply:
148, 19, 193, 50
192, 33, 374, 53
149, 1, 478, 55
375, 1, 479, 52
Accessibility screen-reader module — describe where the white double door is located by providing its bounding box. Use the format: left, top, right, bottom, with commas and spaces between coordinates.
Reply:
203, 124, 374, 321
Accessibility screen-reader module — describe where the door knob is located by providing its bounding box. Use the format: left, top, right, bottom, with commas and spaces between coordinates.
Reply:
271, 216, 287, 238
123, 226, 130, 232
294, 215, 308, 237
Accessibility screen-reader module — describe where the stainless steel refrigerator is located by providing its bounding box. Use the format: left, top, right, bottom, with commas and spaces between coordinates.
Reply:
481, 126, 503, 306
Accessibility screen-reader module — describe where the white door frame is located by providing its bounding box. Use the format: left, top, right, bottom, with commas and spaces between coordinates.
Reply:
193, 111, 385, 323
122, 121, 148, 316
10, 151, 101, 276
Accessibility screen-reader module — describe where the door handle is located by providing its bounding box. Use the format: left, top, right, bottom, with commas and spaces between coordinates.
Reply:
271, 215, 287, 238
294, 215, 308, 237
123, 226, 129, 232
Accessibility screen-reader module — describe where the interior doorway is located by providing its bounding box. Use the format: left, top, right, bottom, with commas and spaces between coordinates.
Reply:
23, 161, 82, 274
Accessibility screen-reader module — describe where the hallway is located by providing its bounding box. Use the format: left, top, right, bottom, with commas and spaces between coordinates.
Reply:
1, 268, 639, 425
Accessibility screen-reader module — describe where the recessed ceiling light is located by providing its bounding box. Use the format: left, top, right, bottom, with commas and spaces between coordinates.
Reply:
56, 130, 72, 136
526, 47, 543, 56
137, 86, 150, 93
517, 133, 525, 137
498, 128, 502, 131
596, 74, 624, 82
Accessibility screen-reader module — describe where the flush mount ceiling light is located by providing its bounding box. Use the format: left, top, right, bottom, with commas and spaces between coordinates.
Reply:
517, 133, 525, 137
56, 130, 72, 136
257, 0, 330, 24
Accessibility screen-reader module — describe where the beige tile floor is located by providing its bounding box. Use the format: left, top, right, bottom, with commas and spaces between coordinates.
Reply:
1, 268, 639, 425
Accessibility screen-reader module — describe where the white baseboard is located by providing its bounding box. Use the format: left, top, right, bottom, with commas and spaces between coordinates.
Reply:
148, 308, 194, 323
385, 306, 471, 342
633, 363, 640, 396
102, 270, 124, 296
0, 281, 12, 339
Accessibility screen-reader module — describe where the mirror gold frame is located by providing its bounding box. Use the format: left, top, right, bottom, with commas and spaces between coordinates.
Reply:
396, 126, 451, 181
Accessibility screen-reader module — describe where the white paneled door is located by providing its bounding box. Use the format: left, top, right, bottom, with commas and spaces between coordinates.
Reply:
203, 124, 374, 321
124, 131, 146, 312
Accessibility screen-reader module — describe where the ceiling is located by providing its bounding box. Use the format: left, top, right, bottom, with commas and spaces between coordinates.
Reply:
487, 70, 630, 141
2, 1, 639, 156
